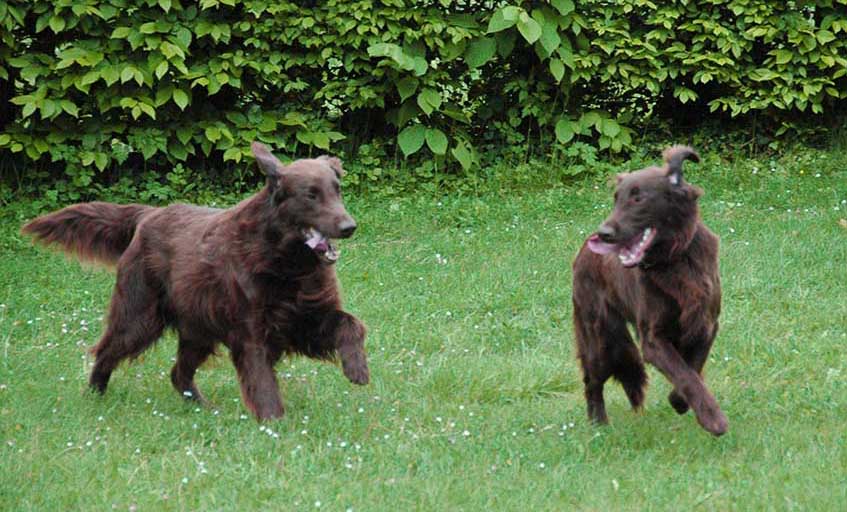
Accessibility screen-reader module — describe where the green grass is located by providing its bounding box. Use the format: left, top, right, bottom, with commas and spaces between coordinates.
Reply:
2, 147, 846, 510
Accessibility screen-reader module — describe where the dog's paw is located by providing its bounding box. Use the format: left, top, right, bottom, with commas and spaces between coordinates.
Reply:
342, 356, 370, 385
668, 390, 690, 414
698, 409, 729, 437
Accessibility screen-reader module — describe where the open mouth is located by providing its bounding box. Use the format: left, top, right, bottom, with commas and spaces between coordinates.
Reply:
303, 227, 340, 264
587, 227, 657, 267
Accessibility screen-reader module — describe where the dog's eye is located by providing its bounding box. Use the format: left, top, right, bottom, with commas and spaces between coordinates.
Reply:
333, 182, 340, 195
307, 187, 320, 201
630, 187, 641, 202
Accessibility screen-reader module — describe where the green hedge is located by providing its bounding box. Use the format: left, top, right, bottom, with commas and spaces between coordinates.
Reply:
1, 0, 845, 195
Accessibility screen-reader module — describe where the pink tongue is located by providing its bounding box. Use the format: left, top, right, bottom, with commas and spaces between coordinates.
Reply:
304, 230, 327, 251
587, 234, 619, 255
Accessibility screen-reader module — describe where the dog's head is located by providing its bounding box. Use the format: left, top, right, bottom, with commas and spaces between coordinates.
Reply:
587, 145, 702, 267
252, 142, 356, 264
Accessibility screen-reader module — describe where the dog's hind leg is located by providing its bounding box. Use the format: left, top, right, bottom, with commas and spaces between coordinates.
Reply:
642, 335, 727, 436
605, 316, 648, 411
89, 253, 164, 393
230, 342, 284, 420
573, 303, 612, 424
170, 338, 214, 403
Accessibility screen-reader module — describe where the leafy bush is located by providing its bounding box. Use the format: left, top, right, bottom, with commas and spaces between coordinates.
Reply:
1, 0, 845, 197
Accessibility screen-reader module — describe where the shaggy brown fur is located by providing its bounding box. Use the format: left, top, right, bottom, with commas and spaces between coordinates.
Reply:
22, 142, 369, 420
571, 145, 728, 436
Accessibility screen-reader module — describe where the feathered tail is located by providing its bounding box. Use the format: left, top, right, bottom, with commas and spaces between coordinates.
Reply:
22, 202, 153, 265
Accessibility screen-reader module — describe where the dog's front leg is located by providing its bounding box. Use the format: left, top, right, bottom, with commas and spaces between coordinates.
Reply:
231, 342, 285, 420
321, 311, 369, 385
641, 335, 727, 436
668, 328, 718, 415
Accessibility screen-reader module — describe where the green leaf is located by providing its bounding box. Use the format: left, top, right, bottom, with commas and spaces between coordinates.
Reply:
367, 42, 402, 59
501, 6, 520, 22
398, 124, 426, 157
60, 100, 79, 117
174, 28, 193, 50
775, 49, 793, 65
80, 70, 100, 86
49, 16, 66, 33
223, 147, 242, 162
296, 130, 314, 145
539, 21, 561, 55
22, 103, 38, 118
674, 86, 698, 104
817, 30, 836, 44
425, 128, 448, 155
120, 66, 135, 83
101, 66, 120, 85
517, 17, 542, 44
551, 0, 575, 16
0, 135, 10, 146
491, 29, 513, 58
35, 13, 50, 33
396, 77, 418, 102
549, 58, 565, 82
159, 0, 172, 12
465, 37, 497, 69
417, 88, 442, 115
396, 100, 420, 128
155, 60, 169, 79
558, 45, 575, 69
555, 118, 575, 143
579, 112, 601, 131
611, 137, 623, 153
173, 89, 189, 110
412, 57, 428, 77
155, 86, 172, 106
205, 126, 221, 143
176, 126, 193, 145
138, 103, 156, 119
111, 27, 132, 39
312, 132, 330, 150
487, 7, 517, 33
10, 95, 33, 106
94, 152, 109, 171
599, 119, 621, 137
40, 100, 56, 119
451, 141, 473, 170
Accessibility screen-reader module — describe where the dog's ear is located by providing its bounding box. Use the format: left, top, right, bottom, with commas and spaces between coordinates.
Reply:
252, 142, 284, 189
663, 145, 700, 186
318, 155, 344, 179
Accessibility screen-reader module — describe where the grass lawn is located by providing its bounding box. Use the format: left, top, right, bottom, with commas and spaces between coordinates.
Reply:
1, 147, 846, 510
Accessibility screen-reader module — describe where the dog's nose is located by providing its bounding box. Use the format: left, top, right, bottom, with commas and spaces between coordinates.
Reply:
597, 224, 616, 243
338, 219, 357, 238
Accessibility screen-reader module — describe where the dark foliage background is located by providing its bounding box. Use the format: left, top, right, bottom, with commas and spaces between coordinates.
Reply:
1, 0, 845, 201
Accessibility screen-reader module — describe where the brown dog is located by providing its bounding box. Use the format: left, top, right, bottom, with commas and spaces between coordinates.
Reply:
571, 145, 727, 436
22, 142, 369, 420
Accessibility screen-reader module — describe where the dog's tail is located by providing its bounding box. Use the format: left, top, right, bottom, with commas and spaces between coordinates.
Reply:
22, 202, 153, 265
